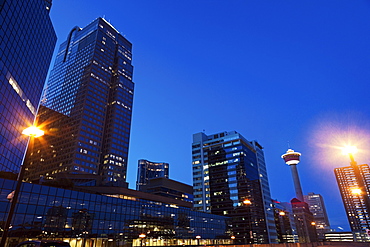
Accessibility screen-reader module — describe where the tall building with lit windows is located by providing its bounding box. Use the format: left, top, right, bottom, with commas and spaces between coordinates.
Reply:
136, 159, 169, 190
304, 192, 331, 241
192, 131, 277, 244
335, 164, 370, 239
0, 0, 56, 173
24, 18, 134, 187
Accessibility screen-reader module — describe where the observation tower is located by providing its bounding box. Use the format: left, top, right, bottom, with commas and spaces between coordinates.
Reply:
282, 149, 304, 202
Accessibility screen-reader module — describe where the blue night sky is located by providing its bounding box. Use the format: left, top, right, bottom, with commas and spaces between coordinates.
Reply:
49, 1, 370, 231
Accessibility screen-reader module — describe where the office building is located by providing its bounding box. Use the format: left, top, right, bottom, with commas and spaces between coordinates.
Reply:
324, 231, 370, 242
324, 232, 354, 242
335, 164, 370, 238
140, 177, 193, 203
291, 198, 318, 243
0, 177, 231, 246
0, 0, 56, 173
304, 192, 331, 240
192, 131, 277, 244
273, 200, 297, 243
136, 159, 169, 190
24, 18, 134, 187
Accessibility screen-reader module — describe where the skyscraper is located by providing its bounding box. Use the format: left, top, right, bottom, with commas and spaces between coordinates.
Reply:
304, 192, 331, 240
291, 198, 318, 243
136, 159, 169, 190
0, 0, 56, 173
335, 164, 370, 236
25, 18, 134, 187
192, 131, 277, 244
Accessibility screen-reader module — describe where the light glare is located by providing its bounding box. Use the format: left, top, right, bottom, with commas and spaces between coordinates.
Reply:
22, 126, 44, 137
243, 199, 251, 205
341, 145, 358, 155
351, 188, 362, 195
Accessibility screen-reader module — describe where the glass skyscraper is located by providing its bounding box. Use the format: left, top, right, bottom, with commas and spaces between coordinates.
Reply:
136, 159, 169, 190
192, 131, 277, 244
335, 164, 370, 240
0, 0, 56, 173
25, 18, 134, 187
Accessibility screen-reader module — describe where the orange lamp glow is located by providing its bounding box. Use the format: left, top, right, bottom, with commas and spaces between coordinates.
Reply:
22, 126, 44, 137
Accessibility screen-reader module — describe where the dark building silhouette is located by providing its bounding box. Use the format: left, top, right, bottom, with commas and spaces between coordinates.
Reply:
192, 131, 277, 244
140, 177, 193, 203
24, 18, 134, 187
273, 200, 296, 243
291, 198, 318, 243
0, 0, 56, 173
136, 159, 169, 190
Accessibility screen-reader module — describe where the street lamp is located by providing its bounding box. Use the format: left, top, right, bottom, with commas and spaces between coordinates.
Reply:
243, 199, 251, 205
195, 235, 201, 245
0, 125, 44, 247
242, 199, 253, 244
139, 233, 146, 247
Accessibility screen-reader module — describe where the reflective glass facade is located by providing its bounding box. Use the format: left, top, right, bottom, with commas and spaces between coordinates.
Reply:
0, 0, 56, 173
136, 160, 169, 190
0, 178, 229, 246
27, 18, 134, 186
192, 131, 277, 244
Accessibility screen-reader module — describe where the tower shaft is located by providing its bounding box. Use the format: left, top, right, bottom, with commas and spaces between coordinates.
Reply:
290, 164, 304, 202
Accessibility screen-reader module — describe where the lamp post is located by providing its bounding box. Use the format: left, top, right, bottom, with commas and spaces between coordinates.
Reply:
139, 233, 146, 247
195, 235, 201, 246
242, 199, 253, 244
0, 126, 44, 247
341, 146, 370, 230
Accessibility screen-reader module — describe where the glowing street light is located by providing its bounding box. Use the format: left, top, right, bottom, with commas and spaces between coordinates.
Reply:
341, 145, 358, 155
195, 235, 201, 245
139, 233, 146, 247
341, 145, 358, 165
0, 125, 44, 247
279, 211, 286, 216
242, 199, 253, 244
243, 199, 251, 205
22, 125, 44, 137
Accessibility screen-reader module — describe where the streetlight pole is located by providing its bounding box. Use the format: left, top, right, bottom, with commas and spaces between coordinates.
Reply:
0, 126, 44, 247
195, 235, 201, 246
139, 233, 146, 247
243, 199, 253, 244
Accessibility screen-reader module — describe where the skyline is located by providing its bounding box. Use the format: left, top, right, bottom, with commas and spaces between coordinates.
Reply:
47, 0, 370, 231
